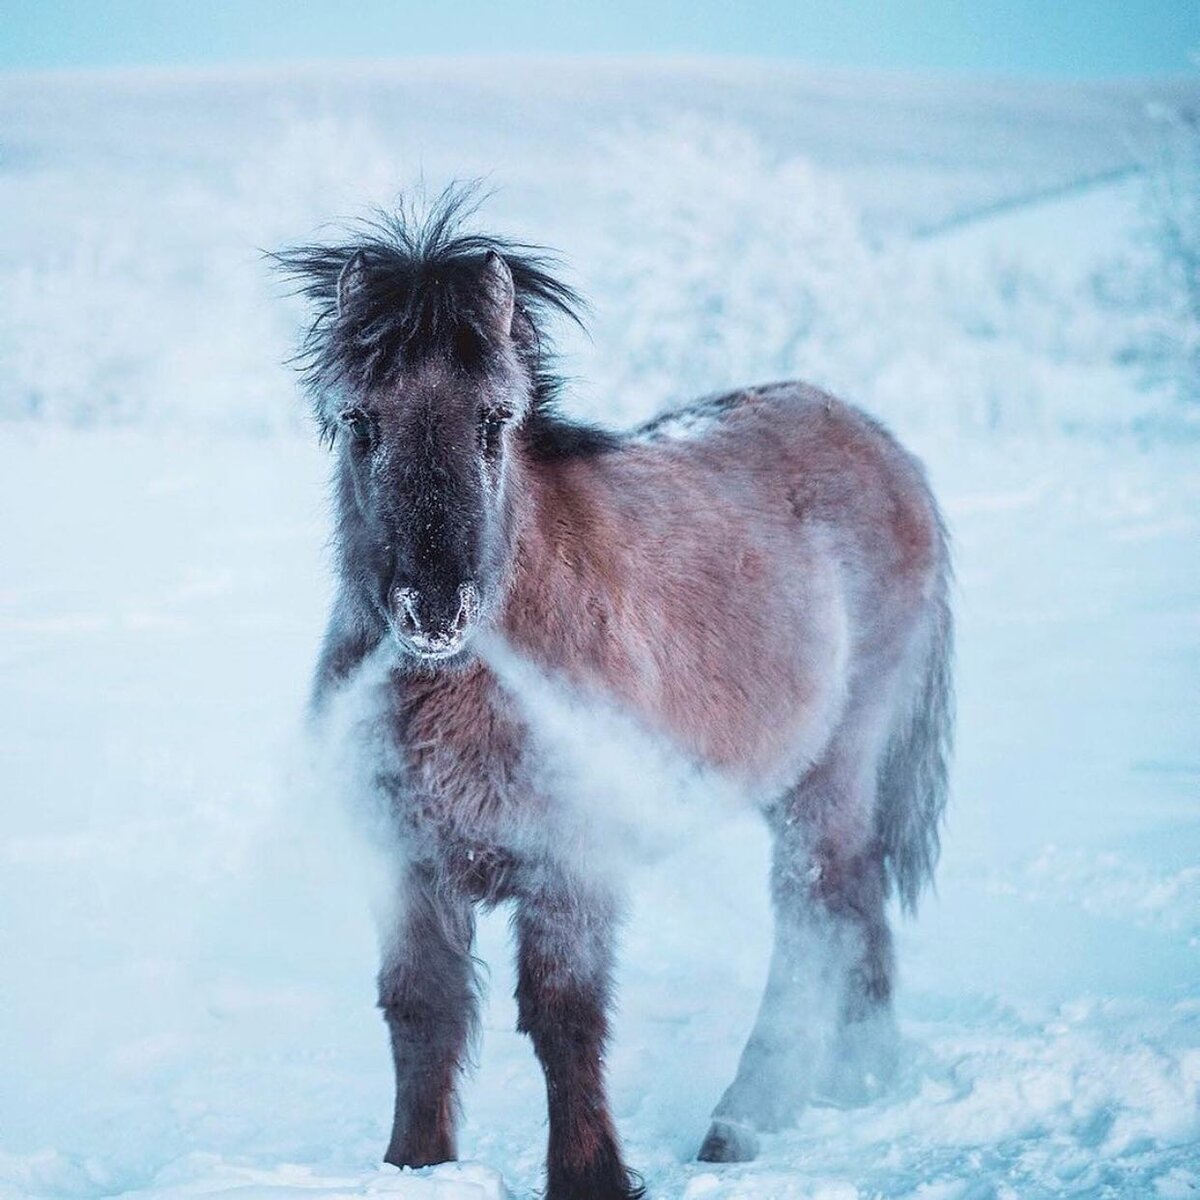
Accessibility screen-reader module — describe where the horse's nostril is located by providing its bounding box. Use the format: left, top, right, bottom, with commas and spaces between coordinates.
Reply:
452, 602, 469, 634
390, 587, 421, 634
453, 584, 478, 634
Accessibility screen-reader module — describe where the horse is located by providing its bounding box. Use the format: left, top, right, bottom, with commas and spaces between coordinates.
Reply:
276, 188, 952, 1200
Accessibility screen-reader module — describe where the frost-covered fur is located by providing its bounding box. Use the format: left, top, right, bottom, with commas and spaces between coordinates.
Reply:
280, 190, 953, 1198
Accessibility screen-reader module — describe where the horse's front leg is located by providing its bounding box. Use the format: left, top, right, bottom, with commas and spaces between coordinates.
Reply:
309, 602, 381, 717
515, 874, 643, 1200
378, 862, 477, 1168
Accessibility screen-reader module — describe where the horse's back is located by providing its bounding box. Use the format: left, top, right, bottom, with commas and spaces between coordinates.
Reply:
634, 379, 945, 610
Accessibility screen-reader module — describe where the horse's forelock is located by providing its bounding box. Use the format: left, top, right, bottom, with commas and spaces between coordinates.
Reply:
273, 185, 587, 440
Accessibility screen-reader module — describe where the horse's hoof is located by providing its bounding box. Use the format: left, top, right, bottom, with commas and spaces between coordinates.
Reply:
697, 1119, 760, 1163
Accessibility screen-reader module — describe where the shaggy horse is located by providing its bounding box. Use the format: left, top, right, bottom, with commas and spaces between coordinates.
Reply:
277, 191, 952, 1200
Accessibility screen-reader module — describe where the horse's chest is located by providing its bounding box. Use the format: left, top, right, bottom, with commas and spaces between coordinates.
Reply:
388, 666, 534, 863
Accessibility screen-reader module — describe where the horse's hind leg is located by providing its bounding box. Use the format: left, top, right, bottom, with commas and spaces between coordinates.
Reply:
808, 830, 898, 1110
697, 748, 897, 1163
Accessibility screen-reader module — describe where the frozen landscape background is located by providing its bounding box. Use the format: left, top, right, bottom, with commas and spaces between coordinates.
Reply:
1, 60, 1198, 1199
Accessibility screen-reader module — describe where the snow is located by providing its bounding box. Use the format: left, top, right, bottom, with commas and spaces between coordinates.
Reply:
1, 60, 1198, 1200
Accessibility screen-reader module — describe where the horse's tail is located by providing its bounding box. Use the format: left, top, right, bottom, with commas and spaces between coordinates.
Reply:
875, 514, 954, 915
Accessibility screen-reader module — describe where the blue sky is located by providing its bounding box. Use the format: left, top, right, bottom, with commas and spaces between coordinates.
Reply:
3, 0, 1198, 76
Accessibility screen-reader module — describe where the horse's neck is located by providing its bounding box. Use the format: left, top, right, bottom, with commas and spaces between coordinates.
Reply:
500, 449, 619, 669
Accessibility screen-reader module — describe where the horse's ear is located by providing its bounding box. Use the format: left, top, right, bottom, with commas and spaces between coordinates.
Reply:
481, 249, 515, 338
337, 250, 369, 316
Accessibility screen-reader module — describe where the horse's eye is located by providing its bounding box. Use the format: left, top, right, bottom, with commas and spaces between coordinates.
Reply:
479, 409, 508, 454
342, 409, 373, 445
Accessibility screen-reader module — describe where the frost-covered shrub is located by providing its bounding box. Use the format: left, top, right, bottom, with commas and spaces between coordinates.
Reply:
1137, 99, 1200, 404
579, 117, 884, 422
228, 112, 410, 247
1096, 96, 1200, 413
577, 115, 1162, 439
0, 112, 407, 432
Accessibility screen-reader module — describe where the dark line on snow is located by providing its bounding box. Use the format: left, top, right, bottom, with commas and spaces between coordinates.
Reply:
913, 164, 1143, 241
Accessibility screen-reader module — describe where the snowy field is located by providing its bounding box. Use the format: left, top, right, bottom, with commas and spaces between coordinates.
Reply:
1, 61, 1198, 1200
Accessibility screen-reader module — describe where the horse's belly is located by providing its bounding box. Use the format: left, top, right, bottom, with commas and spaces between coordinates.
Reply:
645, 565, 850, 796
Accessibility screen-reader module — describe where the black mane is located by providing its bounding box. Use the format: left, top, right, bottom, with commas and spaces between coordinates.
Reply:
272, 185, 619, 460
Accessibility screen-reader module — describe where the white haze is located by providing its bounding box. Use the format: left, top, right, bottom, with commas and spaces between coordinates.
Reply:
479, 633, 753, 880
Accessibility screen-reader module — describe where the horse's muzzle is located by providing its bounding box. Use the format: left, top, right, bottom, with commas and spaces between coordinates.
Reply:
388, 582, 479, 660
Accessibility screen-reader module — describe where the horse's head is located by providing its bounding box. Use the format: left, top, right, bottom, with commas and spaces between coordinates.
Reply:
330, 249, 526, 662
280, 193, 597, 666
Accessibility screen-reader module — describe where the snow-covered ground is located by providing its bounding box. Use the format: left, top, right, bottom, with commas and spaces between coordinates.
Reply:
1, 62, 1198, 1200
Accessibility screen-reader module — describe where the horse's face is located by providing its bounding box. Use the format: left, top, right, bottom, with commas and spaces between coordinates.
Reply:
333, 253, 526, 665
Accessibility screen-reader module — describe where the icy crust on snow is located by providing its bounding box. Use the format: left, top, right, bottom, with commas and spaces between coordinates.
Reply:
0, 1160, 507, 1200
